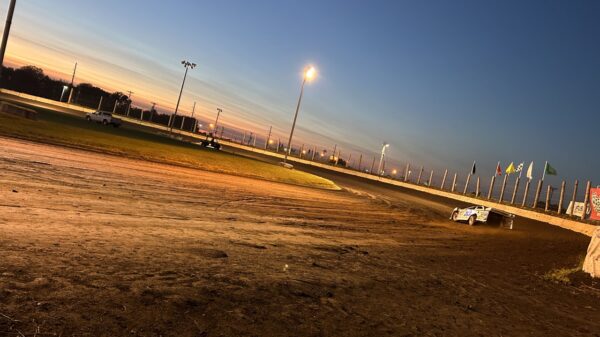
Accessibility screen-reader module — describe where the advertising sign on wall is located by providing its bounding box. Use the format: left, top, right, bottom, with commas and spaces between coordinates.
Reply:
590, 188, 600, 221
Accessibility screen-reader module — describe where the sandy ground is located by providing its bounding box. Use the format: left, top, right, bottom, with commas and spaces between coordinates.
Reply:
0, 136, 599, 337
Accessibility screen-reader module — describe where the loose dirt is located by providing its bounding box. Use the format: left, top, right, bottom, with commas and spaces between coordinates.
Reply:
0, 137, 598, 337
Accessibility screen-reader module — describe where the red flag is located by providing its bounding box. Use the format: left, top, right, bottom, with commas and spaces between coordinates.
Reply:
496, 162, 502, 176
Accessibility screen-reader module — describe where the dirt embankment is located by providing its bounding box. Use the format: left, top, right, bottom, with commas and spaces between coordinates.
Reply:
0, 137, 598, 337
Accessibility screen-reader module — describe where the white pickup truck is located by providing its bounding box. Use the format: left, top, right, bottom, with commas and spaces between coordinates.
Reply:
85, 111, 122, 127
450, 205, 514, 228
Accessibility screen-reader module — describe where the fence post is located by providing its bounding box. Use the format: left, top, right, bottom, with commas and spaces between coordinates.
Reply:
463, 173, 471, 195
113, 100, 118, 114
97, 96, 103, 110
417, 166, 424, 185
370, 157, 376, 174
265, 126, 272, 150
476, 176, 480, 197
404, 163, 411, 182
510, 177, 520, 205
532, 179, 543, 208
487, 176, 496, 200
522, 179, 531, 207
358, 154, 363, 171
180, 116, 185, 129
582, 181, 591, 220
499, 174, 508, 203
312, 146, 317, 161
441, 169, 448, 190
451, 173, 457, 192
545, 185, 552, 212
557, 181, 566, 214
569, 180, 579, 216
429, 170, 434, 187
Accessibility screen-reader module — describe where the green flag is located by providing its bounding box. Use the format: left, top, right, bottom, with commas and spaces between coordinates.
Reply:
545, 162, 557, 176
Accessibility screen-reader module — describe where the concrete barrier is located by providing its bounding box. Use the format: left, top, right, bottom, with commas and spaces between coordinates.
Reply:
0, 101, 38, 119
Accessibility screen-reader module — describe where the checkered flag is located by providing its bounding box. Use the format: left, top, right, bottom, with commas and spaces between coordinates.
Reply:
515, 162, 525, 178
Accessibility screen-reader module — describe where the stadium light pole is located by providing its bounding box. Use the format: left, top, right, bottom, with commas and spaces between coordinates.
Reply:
282, 66, 316, 167
377, 143, 389, 175
0, 0, 16, 85
170, 60, 196, 132
213, 108, 222, 136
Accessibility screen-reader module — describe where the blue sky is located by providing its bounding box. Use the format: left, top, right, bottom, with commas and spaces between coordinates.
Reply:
3, 0, 600, 185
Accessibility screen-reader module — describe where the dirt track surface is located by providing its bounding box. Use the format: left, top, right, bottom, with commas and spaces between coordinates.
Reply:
0, 136, 599, 337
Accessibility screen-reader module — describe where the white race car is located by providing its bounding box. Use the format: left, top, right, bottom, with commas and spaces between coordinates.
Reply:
450, 205, 514, 228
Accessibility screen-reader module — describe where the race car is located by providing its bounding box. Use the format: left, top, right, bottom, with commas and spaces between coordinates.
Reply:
196, 134, 221, 150
450, 205, 514, 228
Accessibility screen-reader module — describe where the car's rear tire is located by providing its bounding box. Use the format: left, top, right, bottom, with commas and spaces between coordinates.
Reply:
451, 211, 458, 222
102, 119, 108, 125
85, 116, 91, 121
468, 215, 477, 226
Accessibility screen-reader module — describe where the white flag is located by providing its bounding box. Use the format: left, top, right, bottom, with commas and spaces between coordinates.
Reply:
526, 161, 534, 180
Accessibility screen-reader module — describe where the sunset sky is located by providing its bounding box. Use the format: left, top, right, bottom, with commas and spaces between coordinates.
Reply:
3, 0, 599, 183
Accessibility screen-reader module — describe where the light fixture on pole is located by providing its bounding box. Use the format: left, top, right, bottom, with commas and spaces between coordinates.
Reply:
377, 143, 390, 175
213, 108, 222, 136
281, 65, 317, 168
170, 60, 196, 132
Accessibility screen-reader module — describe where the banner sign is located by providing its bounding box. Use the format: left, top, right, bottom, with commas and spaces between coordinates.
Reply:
566, 201, 589, 219
590, 188, 600, 221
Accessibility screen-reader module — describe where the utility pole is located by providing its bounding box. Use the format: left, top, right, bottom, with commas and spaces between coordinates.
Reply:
265, 126, 272, 149
0, 0, 16, 85
149, 102, 156, 121
126, 90, 134, 117
67, 62, 78, 103
191, 102, 198, 132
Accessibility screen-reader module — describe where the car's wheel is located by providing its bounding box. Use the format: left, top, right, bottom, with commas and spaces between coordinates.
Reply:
451, 211, 458, 222
468, 215, 477, 226
214, 144, 221, 150
85, 116, 91, 121
102, 119, 108, 125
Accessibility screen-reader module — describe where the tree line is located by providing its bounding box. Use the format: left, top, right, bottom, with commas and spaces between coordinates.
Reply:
0, 65, 195, 129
